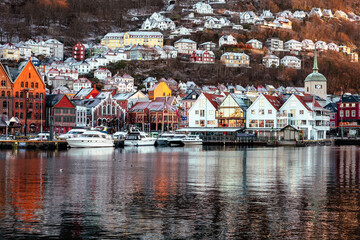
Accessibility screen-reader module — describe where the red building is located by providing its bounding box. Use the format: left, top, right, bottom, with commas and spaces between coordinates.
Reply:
73, 42, 86, 61
45, 94, 76, 134
189, 50, 215, 64
127, 97, 179, 132
337, 95, 360, 135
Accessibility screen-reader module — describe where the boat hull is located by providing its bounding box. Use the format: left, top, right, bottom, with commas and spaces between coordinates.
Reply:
67, 139, 114, 148
124, 140, 156, 146
182, 141, 203, 145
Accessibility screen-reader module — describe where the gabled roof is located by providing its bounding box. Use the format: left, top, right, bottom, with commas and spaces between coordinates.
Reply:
263, 94, 284, 110
46, 94, 74, 108
203, 93, 223, 109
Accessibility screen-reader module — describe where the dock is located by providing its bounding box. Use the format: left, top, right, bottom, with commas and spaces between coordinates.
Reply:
0, 139, 124, 150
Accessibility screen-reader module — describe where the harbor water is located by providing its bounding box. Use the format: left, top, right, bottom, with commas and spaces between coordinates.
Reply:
0, 146, 360, 239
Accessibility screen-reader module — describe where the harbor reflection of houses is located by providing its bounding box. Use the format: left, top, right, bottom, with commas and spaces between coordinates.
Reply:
2, 150, 45, 232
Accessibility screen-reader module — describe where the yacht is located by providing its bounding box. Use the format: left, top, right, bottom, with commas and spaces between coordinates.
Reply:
66, 130, 114, 148
58, 128, 88, 140
156, 133, 175, 145
167, 134, 187, 146
182, 135, 203, 145
124, 131, 156, 146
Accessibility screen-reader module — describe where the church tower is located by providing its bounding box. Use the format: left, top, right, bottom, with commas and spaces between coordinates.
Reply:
304, 49, 327, 100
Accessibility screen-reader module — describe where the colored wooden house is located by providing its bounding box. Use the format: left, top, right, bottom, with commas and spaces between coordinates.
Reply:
7, 59, 46, 134
0, 63, 13, 117
45, 94, 76, 134
148, 82, 171, 100
73, 42, 86, 61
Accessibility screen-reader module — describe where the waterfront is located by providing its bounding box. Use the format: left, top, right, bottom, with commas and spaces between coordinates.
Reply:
0, 146, 360, 239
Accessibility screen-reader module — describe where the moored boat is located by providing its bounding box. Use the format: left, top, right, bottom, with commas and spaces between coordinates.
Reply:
124, 130, 156, 146
156, 133, 175, 145
167, 134, 187, 146
66, 130, 114, 148
181, 135, 203, 145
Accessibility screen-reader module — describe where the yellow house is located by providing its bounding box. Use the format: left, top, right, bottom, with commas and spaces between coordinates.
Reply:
148, 82, 171, 100
221, 52, 250, 67
101, 31, 164, 50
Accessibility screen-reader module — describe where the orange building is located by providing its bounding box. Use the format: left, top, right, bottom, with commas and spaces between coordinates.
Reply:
6, 60, 46, 134
0, 63, 13, 117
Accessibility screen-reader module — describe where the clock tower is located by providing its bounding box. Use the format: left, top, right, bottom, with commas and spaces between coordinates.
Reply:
304, 49, 327, 100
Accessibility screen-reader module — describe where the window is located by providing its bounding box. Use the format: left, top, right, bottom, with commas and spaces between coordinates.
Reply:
15, 102, 18, 108
20, 92, 23, 98
29, 73, 31, 78
259, 109, 264, 115
346, 110, 349, 117
35, 83, 38, 89
25, 82, 28, 88
16, 92, 19, 97
3, 101, 7, 108
200, 99, 205, 107
1, 91, 4, 97
1, 80, 5, 86
21, 82, 24, 87
352, 110, 356, 117
20, 102, 23, 109
290, 101, 296, 107
20, 113, 23, 119
195, 120, 199, 125
268, 110, 272, 114
209, 110, 214, 115
36, 103, 39, 109
340, 110, 344, 117
300, 110, 304, 115
200, 110, 205, 117
251, 109, 255, 115
36, 93, 39, 98
31, 82, 34, 88
195, 110, 199, 115
259, 99, 264, 107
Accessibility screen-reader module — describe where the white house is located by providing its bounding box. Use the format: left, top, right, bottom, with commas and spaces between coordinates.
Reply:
263, 54, 280, 68
301, 39, 315, 51
141, 12, 176, 31
156, 45, 178, 59
277, 10, 293, 19
278, 94, 330, 140
76, 106, 88, 127
281, 56, 301, 69
260, 10, 274, 20
73, 77, 92, 92
174, 38, 197, 54
45, 39, 64, 60
322, 9, 333, 18
293, 11, 307, 20
170, 27, 192, 37
327, 42, 339, 52
193, 2, 213, 14
219, 35, 237, 47
334, 10, 348, 19
188, 93, 223, 127
113, 73, 134, 93
315, 41, 328, 51
246, 39, 263, 49
94, 68, 112, 80
71, 61, 91, 74
239, 11, 258, 24
178, 81, 187, 93
309, 8, 323, 17
265, 38, 283, 51
284, 39, 302, 51
204, 17, 231, 29
246, 94, 284, 135
143, 77, 158, 91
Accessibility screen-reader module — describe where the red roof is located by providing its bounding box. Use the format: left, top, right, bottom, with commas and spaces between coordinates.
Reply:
203, 93, 223, 109
294, 95, 324, 111
263, 94, 284, 110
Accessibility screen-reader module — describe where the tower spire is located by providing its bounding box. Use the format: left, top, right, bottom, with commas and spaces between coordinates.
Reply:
313, 48, 319, 73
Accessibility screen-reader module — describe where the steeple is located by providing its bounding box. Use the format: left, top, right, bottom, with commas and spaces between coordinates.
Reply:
313, 48, 319, 73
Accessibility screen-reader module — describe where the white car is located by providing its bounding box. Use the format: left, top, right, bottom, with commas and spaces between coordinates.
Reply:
58, 129, 88, 140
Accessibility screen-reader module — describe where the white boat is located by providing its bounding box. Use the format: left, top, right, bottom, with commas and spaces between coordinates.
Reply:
58, 128, 88, 140
156, 133, 175, 145
167, 134, 187, 146
66, 130, 114, 148
181, 135, 203, 145
124, 131, 156, 146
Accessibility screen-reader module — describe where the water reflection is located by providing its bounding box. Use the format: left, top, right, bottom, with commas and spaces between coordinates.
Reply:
0, 146, 360, 238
